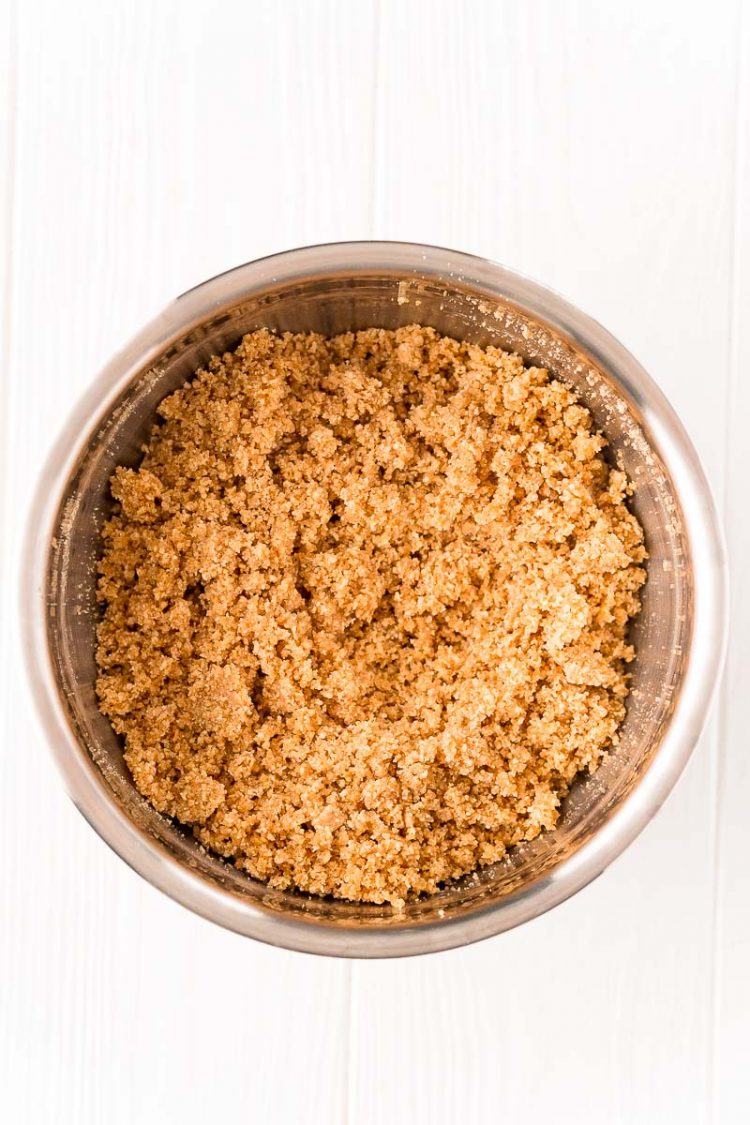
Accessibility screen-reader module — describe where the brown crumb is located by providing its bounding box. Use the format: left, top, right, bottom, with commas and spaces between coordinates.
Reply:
95, 326, 646, 907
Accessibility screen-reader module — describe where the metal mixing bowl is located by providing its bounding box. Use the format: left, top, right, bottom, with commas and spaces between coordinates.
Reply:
22, 242, 727, 957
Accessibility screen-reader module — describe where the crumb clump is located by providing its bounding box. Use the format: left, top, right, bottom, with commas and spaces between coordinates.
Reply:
95, 326, 646, 907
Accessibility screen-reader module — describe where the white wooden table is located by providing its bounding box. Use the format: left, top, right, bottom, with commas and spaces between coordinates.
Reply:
1, 2, 748, 1121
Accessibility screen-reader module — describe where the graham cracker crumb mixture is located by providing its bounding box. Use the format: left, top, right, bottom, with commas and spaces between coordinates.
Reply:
95, 326, 646, 906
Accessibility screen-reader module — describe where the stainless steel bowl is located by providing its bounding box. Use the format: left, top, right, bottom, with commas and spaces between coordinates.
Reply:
22, 242, 727, 957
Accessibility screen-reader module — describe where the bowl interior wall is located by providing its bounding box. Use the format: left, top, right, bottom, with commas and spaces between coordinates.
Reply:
47, 272, 690, 928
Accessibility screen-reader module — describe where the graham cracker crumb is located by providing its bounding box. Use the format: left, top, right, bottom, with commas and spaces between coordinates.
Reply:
95, 326, 646, 907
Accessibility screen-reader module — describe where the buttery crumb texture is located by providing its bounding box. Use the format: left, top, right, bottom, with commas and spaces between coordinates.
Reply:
96, 326, 646, 906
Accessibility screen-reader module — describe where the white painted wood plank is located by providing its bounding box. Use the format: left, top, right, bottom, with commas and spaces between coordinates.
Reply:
2, 1, 747, 1122
713, 4, 750, 1121
354, 3, 738, 1123
0, 1, 379, 1121
0, 0, 16, 517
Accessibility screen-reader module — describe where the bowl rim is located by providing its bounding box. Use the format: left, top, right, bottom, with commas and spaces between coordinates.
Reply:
20, 240, 729, 957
